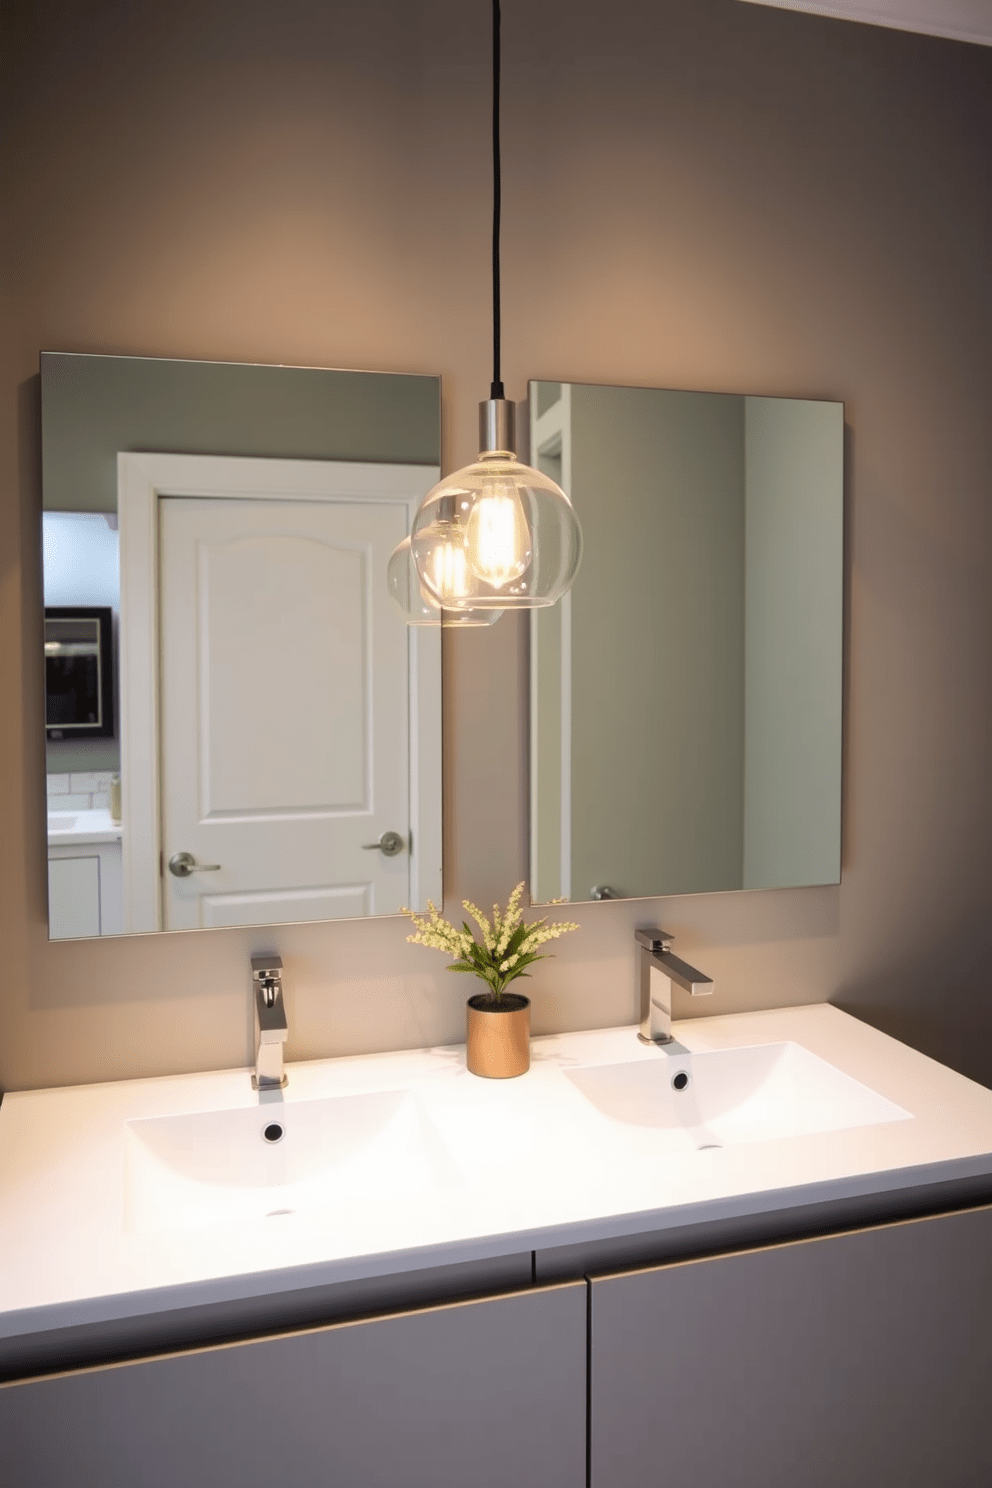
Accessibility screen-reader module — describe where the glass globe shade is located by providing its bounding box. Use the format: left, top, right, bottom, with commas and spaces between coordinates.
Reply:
412, 452, 582, 610
387, 536, 439, 626
386, 536, 502, 628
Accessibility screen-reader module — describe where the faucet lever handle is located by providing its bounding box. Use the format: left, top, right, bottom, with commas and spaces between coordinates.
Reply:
634, 927, 674, 953
251, 954, 287, 1038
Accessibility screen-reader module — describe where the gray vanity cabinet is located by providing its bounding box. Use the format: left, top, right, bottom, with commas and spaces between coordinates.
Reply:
588, 1204, 992, 1488
2, 1280, 586, 1488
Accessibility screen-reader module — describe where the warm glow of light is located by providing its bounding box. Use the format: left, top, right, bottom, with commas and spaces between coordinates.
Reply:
430, 536, 473, 603
465, 478, 532, 588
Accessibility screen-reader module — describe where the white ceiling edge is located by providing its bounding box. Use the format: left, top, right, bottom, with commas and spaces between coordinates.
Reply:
735, 0, 992, 46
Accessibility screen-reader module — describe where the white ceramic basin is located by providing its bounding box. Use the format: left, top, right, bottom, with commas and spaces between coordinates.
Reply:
124, 1088, 463, 1232
47, 813, 78, 831
565, 1041, 911, 1153
5, 1007, 992, 1336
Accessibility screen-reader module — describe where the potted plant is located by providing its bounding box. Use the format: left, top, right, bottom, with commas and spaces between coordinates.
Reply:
404, 883, 579, 1078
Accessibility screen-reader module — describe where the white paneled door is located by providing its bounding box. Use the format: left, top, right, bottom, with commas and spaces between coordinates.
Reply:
157, 494, 410, 929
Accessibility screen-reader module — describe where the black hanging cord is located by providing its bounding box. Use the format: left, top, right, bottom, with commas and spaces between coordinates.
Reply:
490, 0, 504, 400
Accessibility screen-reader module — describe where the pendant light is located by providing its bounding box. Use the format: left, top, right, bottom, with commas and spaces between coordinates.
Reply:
386, 536, 503, 627
410, 0, 582, 611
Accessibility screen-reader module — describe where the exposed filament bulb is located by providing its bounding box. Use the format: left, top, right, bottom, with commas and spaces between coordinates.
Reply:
427, 525, 474, 603
465, 476, 532, 588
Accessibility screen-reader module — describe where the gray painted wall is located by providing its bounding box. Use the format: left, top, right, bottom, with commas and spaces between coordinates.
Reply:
40, 353, 440, 512
531, 576, 564, 903
2, 0, 991, 1091
568, 384, 745, 899
742, 396, 843, 887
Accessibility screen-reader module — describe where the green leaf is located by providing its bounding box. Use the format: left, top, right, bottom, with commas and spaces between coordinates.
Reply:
505, 923, 532, 956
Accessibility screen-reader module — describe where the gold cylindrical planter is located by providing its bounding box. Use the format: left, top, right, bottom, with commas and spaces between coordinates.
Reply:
466, 992, 531, 1079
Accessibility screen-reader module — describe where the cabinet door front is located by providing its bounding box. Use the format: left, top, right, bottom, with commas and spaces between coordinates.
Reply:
589, 1205, 992, 1488
47, 853, 102, 939
2, 1280, 587, 1488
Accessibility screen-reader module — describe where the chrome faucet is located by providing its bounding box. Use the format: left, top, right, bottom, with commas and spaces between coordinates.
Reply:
635, 928, 713, 1044
252, 953, 288, 1090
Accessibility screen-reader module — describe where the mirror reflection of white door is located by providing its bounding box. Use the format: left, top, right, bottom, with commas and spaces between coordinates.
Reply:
118, 453, 441, 934
159, 496, 408, 929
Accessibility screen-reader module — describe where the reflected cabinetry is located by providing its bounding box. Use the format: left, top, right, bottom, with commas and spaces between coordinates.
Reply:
47, 839, 122, 939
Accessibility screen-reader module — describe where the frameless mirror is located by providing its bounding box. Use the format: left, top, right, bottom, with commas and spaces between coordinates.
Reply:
528, 380, 843, 904
42, 353, 441, 939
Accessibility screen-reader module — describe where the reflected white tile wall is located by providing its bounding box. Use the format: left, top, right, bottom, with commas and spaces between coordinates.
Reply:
47, 772, 115, 812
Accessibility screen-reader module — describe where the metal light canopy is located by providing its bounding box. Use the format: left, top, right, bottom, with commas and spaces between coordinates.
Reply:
412, 400, 582, 611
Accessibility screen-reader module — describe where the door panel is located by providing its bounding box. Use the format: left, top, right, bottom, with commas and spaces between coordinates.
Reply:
198, 531, 368, 812
1, 1282, 587, 1488
198, 882, 371, 928
159, 496, 409, 928
589, 1204, 992, 1488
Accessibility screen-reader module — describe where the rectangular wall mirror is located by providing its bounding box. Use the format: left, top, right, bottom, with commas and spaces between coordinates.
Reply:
528, 380, 843, 905
41, 352, 441, 939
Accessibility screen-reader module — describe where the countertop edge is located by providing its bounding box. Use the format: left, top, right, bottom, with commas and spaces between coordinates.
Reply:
5, 1148, 992, 1343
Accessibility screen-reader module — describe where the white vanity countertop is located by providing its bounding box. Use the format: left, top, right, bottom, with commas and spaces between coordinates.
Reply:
47, 808, 122, 846
2, 1003, 992, 1341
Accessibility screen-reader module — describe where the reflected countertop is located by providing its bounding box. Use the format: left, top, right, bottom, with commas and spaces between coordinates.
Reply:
47, 808, 122, 846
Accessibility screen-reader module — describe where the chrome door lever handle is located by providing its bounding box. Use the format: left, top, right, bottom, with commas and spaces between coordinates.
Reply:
168, 851, 222, 878
361, 831, 405, 857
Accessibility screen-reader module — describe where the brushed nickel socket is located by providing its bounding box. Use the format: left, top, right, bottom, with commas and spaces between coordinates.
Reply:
479, 398, 516, 456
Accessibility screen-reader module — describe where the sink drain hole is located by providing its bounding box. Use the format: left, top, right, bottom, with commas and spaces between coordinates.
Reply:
672, 1071, 690, 1092
265, 1208, 294, 1217
262, 1122, 285, 1144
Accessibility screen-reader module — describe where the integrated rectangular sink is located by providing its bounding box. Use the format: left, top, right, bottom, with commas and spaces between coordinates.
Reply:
565, 1041, 911, 1153
124, 1088, 463, 1232
5, 1005, 992, 1340
47, 814, 78, 832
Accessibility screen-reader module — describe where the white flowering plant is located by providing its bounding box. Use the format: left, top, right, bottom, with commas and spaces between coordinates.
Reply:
404, 882, 579, 1004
